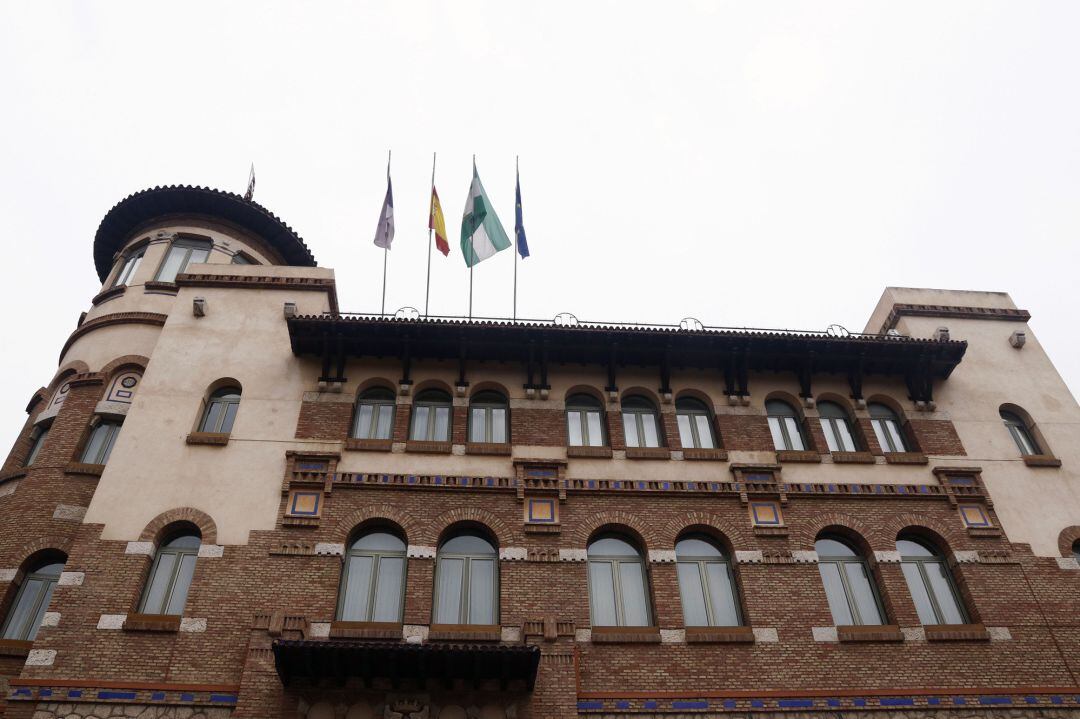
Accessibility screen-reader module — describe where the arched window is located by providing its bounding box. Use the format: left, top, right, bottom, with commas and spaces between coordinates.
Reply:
815, 536, 884, 626
587, 535, 651, 627
622, 396, 661, 448
24, 426, 50, 467
410, 390, 452, 442
675, 535, 740, 626
338, 531, 406, 623
1000, 409, 1040, 456
352, 388, 396, 440
766, 400, 805, 451
199, 387, 241, 434
80, 420, 122, 465
1, 560, 64, 641
434, 532, 498, 625
818, 401, 859, 452
140, 532, 200, 616
155, 238, 211, 283
869, 403, 908, 453
566, 394, 605, 447
675, 398, 715, 449
112, 249, 144, 288
897, 537, 966, 625
468, 391, 508, 443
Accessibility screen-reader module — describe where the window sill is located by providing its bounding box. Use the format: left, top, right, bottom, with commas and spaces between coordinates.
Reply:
344, 438, 393, 452
831, 451, 876, 464
837, 624, 904, 642
143, 281, 179, 296
685, 625, 754, 644
681, 448, 728, 461
884, 452, 929, 465
625, 447, 671, 460
566, 446, 613, 459
923, 623, 989, 642
0, 639, 32, 657
91, 285, 126, 306
775, 450, 822, 463
64, 462, 105, 477
1023, 454, 1062, 468
428, 624, 501, 642
329, 621, 402, 640
405, 441, 452, 454
186, 432, 230, 446
123, 613, 181, 633
590, 626, 661, 644
752, 525, 789, 538
465, 442, 512, 456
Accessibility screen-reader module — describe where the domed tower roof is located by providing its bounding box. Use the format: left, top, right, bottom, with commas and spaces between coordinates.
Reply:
92, 185, 317, 281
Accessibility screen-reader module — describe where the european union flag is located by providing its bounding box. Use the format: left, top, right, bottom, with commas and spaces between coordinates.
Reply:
515, 168, 529, 258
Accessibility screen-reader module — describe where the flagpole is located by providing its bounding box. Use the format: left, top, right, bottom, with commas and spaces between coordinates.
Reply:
381, 150, 390, 316
469, 154, 476, 321
513, 155, 519, 322
425, 152, 436, 317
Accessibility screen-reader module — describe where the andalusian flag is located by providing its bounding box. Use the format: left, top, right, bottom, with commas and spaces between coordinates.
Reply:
460, 165, 510, 267
429, 187, 449, 256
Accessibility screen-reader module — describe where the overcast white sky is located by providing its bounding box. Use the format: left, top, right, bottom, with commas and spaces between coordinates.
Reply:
1, 2, 1078, 444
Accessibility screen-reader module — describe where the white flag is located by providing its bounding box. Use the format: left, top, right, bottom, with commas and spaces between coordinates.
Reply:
374, 176, 395, 249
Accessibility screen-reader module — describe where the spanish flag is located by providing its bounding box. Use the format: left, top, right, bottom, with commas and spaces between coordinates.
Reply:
429, 187, 449, 256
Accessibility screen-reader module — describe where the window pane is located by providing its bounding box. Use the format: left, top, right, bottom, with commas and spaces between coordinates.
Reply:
818, 562, 854, 625
567, 411, 583, 446
491, 408, 506, 443
27, 581, 57, 641
767, 417, 787, 450
200, 402, 223, 433
676, 562, 708, 626
26, 430, 48, 466
586, 412, 604, 447
355, 405, 374, 438
844, 562, 884, 625
220, 402, 239, 434
374, 405, 393, 439
99, 424, 120, 464
372, 556, 404, 622
871, 419, 892, 452
156, 247, 186, 282
705, 562, 740, 626
618, 561, 650, 626
165, 553, 197, 615
783, 417, 805, 450
3, 579, 43, 639
142, 553, 177, 615
589, 561, 618, 626
467, 558, 495, 625
81, 425, 108, 464
677, 415, 694, 448
410, 406, 430, 440
1011, 426, 1036, 455
435, 557, 464, 624
925, 562, 965, 624
433, 407, 450, 441
470, 408, 486, 443
185, 247, 210, 270
341, 555, 375, 621
900, 563, 938, 625
886, 421, 907, 452
694, 415, 714, 448
641, 415, 660, 447
622, 413, 640, 447
835, 420, 856, 451
821, 420, 841, 452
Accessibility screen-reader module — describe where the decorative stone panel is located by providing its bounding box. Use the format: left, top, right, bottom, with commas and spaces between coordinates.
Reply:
735, 550, 764, 564
647, 549, 676, 564
790, 550, 819, 563
52, 504, 87, 521
1056, 557, 1079, 570
812, 626, 839, 642
179, 617, 207, 632
660, 629, 685, 644
988, 626, 1013, 641
953, 550, 979, 563
559, 548, 587, 562
0, 568, 17, 582
874, 550, 901, 563
499, 547, 527, 561
407, 545, 436, 559
25, 649, 56, 666
314, 543, 344, 556
97, 614, 126, 630
58, 571, 84, 586
125, 541, 154, 556
197, 544, 224, 558
403, 624, 429, 644
752, 627, 778, 643
41, 612, 60, 628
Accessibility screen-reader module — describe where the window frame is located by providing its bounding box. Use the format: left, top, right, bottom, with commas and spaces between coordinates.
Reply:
337, 531, 407, 623
818, 401, 860, 453
410, 390, 453, 442
765, 400, 806, 451
468, 391, 509, 444
675, 536, 741, 627
111, 249, 145, 288
24, 426, 50, 467
351, 388, 396, 440
675, 398, 715, 450
868, 403, 909, 453
154, 238, 212, 283
815, 536, 886, 626
897, 538, 968, 626
566, 394, 606, 447
587, 535, 653, 627
138, 534, 200, 616
199, 387, 241, 434
0, 561, 64, 641
80, 420, 122, 465
1000, 410, 1039, 456
432, 533, 499, 625
621, 396, 662, 448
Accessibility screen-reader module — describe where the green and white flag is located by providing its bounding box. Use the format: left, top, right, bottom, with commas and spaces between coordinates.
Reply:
460, 165, 511, 267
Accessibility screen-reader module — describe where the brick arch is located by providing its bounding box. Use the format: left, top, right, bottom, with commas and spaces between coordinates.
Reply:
15, 535, 73, 567
354, 377, 397, 398
421, 506, 515, 547
764, 391, 805, 417
46, 363, 89, 395
882, 512, 967, 555
816, 392, 857, 417
673, 388, 717, 414
865, 394, 908, 421
336, 504, 422, 544
139, 508, 218, 545
565, 385, 605, 405
569, 510, 658, 550
412, 379, 454, 398
659, 512, 753, 552
99, 354, 150, 377
469, 381, 511, 400
1057, 526, 1080, 558
790, 511, 887, 552
620, 386, 662, 408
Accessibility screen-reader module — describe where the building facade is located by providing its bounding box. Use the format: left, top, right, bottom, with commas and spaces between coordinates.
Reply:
0, 185, 1078, 719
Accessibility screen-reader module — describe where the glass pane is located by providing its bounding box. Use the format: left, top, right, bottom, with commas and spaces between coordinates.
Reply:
567, 411, 583, 446
156, 247, 186, 282
353, 532, 406, 551
99, 424, 120, 464
185, 247, 210, 270
705, 562, 740, 626
142, 553, 177, 614
373, 556, 405, 622
220, 402, 239, 433
815, 538, 857, 558
589, 537, 640, 557
355, 405, 374, 438
618, 561, 650, 626
433, 407, 450, 441
491, 408, 506, 443
886, 421, 907, 452
26, 430, 48, 465
926, 562, 965, 624
901, 563, 938, 625
435, 558, 464, 624
676, 537, 722, 558
694, 415, 714, 448
589, 561, 618, 626
410, 406, 430, 440
783, 417, 805, 450
1012, 426, 1036, 455
3, 579, 43, 639
81, 425, 108, 463
818, 562, 854, 625
340, 555, 374, 621
27, 580, 57, 640
767, 417, 787, 450
677, 562, 708, 626
374, 405, 393, 439
844, 562, 884, 625
469, 408, 486, 443
166, 553, 197, 615
897, 539, 935, 558
641, 415, 660, 447
441, 534, 496, 555
586, 411, 604, 446
677, 415, 694, 448
871, 419, 892, 452
200, 402, 223, 433
467, 558, 495, 625
623, 413, 640, 447
836, 420, 856, 451
821, 420, 841, 452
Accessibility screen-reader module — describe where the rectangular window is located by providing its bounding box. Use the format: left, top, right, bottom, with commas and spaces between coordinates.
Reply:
80, 421, 121, 465
434, 557, 464, 624
677, 415, 694, 448
155, 241, 211, 283
25, 427, 49, 466
372, 556, 404, 622
588, 562, 618, 626
676, 562, 709, 626
341, 555, 374, 621
112, 251, 144, 288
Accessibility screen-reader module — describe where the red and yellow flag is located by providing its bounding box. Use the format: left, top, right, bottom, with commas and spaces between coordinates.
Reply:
429, 187, 449, 256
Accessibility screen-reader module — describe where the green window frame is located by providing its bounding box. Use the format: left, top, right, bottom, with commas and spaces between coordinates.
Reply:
675, 535, 740, 627
352, 388, 396, 440
818, 401, 859, 452
154, 239, 211, 283
869, 403, 908, 453
1000, 409, 1039, 456
410, 390, 452, 442
24, 426, 49, 467
112, 249, 144, 288
80, 420, 122, 465
199, 387, 241, 434
139, 534, 200, 616
766, 400, 805, 451
468, 391, 508, 443
815, 536, 885, 626
433, 533, 498, 625
337, 531, 407, 623
897, 537, 967, 626
587, 535, 652, 627
566, 394, 605, 447
675, 397, 715, 449
0, 561, 64, 641
621, 396, 661, 448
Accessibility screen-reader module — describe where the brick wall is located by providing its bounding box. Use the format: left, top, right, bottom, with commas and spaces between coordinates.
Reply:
908, 419, 967, 455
